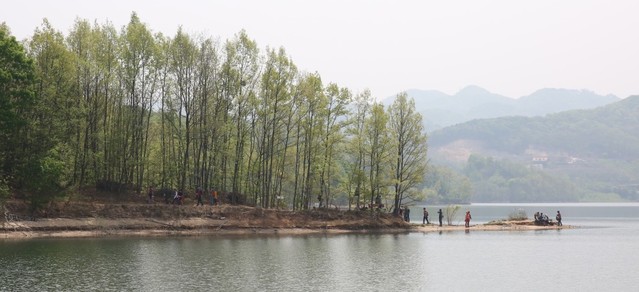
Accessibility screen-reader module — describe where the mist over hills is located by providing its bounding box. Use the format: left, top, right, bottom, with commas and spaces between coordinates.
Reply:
429, 95, 639, 159
426, 96, 639, 202
383, 86, 619, 131
384, 85, 633, 202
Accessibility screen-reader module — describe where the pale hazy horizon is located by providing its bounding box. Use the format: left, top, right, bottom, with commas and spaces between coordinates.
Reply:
3, 0, 638, 99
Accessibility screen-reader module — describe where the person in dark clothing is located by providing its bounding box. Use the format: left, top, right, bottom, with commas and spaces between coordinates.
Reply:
164, 189, 170, 204
404, 207, 411, 222
438, 209, 444, 227
423, 208, 429, 224
147, 186, 154, 204
464, 211, 472, 228
195, 187, 204, 206
539, 213, 549, 226
556, 211, 562, 226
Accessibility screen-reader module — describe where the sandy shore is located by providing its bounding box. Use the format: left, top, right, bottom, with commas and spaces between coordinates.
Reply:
0, 217, 572, 239
413, 222, 572, 232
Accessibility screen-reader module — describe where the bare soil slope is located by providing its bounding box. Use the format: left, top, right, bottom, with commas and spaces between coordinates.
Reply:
1, 199, 409, 238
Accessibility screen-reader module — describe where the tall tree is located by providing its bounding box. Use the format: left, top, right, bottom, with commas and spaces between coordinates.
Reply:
317, 83, 350, 208
191, 37, 220, 191
1, 24, 68, 211
27, 19, 76, 171
117, 13, 158, 192
169, 27, 198, 191
302, 73, 325, 210
364, 102, 391, 207
344, 90, 372, 210
0, 24, 36, 182
65, 19, 118, 188
388, 92, 428, 215
223, 31, 260, 199
256, 47, 295, 207
154, 33, 179, 189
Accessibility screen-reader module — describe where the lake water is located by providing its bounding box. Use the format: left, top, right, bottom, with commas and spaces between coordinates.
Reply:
1, 203, 638, 291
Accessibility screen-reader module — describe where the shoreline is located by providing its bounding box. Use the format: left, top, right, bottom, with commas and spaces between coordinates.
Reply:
0, 217, 572, 239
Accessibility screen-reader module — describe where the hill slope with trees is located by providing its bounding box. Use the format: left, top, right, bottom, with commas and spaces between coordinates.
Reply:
428, 96, 639, 202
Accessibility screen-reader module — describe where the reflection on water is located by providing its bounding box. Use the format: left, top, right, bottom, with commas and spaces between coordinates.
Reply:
1, 204, 638, 291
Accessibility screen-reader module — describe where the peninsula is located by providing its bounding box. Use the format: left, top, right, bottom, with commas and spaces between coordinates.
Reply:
1, 200, 569, 239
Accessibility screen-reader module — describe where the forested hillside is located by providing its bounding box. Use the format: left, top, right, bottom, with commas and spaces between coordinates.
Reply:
0, 14, 429, 212
428, 96, 639, 202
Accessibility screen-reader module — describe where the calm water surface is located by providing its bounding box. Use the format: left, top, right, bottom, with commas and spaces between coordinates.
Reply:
1, 203, 638, 291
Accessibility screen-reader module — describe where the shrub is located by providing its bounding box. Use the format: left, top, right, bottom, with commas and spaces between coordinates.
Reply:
445, 204, 460, 225
508, 208, 528, 221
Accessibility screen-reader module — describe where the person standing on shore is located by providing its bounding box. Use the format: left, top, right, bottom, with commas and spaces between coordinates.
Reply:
438, 209, 443, 226
556, 211, 562, 226
173, 189, 179, 205
423, 208, 429, 224
147, 186, 154, 204
465, 211, 472, 228
195, 187, 204, 206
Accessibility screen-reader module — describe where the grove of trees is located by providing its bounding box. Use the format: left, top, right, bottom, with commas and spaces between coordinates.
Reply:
0, 14, 429, 211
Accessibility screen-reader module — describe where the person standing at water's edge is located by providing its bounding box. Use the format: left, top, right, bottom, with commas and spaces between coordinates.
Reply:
423, 208, 429, 224
465, 211, 472, 228
438, 209, 443, 226
556, 211, 562, 226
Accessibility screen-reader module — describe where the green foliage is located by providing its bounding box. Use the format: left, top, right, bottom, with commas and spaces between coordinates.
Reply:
2, 15, 437, 212
20, 145, 69, 211
464, 155, 579, 202
430, 96, 639, 202
388, 92, 429, 212
423, 165, 472, 203
0, 23, 65, 208
0, 24, 36, 179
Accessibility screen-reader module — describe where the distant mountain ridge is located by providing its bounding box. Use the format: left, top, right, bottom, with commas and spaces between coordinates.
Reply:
383, 86, 619, 131
429, 95, 639, 159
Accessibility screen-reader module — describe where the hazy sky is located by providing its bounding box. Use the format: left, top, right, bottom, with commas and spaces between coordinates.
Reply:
3, 0, 639, 99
